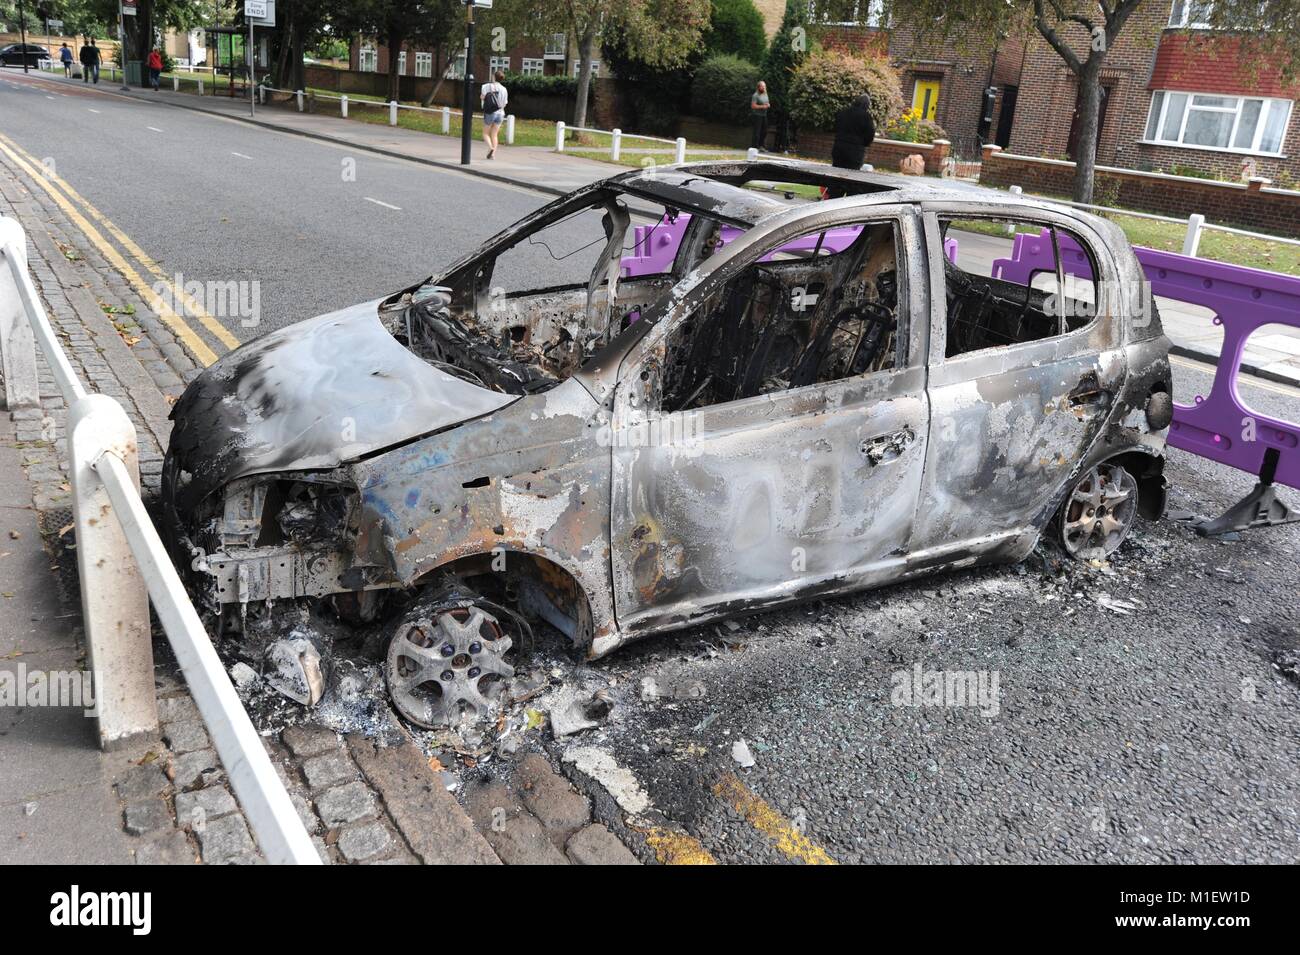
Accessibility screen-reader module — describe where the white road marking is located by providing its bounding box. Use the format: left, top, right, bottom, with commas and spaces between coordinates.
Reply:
146, 126, 163, 133
230, 151, 253, 159
364, 196, 401, 211
86, 107, 100, 113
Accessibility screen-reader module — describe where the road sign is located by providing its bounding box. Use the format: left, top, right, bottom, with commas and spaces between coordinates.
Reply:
465, 1, 493, 7
122, 0, 137, 16
47, 19, 64, 32
244, 0, 275, 26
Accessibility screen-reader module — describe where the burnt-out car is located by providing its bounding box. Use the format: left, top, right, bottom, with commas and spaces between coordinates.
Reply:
162, 160, 1172, 727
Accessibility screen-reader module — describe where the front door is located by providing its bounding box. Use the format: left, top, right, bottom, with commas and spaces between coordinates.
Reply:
913, 78, 941, 122
608, 208, 932, 635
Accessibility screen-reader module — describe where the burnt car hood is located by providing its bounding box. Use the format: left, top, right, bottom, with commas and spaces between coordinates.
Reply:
166, 298, 515, 509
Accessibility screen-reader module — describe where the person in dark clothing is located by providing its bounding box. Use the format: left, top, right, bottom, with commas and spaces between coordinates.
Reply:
830, 95, 876, 170
78, 39, 94, 83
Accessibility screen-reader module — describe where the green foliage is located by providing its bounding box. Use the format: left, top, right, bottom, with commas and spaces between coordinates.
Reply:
881, 109, 947, 144
788, 49, 903, 132
690, 53, 762, 124
702, 0, 767, 64
502, 71, 580, 98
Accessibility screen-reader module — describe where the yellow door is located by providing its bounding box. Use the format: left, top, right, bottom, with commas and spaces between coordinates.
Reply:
912, 78, 940, 122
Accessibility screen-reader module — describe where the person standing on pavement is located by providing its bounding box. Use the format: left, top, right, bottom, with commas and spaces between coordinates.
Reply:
480, 70, 508, 160
86, 39, 101, 84
78, 38, 94, 83
147, 48, 163, 91
750, 80, 770, 152
831, 94, 876, 170
59, 43, 73, 77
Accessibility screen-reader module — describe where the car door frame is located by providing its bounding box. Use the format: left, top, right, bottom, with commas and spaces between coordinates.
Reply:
911, 201, 1126, 568
606, 200, 934, 636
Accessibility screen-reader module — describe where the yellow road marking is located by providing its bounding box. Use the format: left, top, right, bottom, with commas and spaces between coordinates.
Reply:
0, 134, 231, 365
643, 827, 718, 865
713, 772, 838, 865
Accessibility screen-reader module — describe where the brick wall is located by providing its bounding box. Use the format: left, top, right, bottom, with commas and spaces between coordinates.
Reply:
980, 146, 1300, 237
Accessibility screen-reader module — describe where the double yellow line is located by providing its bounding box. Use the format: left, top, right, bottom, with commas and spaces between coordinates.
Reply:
0, 131, 239, 368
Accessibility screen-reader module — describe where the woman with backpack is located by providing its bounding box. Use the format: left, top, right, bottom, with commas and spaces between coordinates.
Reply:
480, 70, 508, 160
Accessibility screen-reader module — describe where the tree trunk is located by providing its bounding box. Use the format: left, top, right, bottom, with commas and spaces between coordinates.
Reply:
290, 22, 306, 93
385, 27, 406, 103
1072, 58, 1105, 204
274, 12, 292, 88
571, 27, 596, 130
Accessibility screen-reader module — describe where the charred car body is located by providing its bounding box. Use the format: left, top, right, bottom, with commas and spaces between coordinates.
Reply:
161, 160, 1172, 727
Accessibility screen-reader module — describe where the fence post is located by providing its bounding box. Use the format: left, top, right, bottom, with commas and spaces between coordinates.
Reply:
555, 121, 566, 152
172, 75, 178, 92
67, 394, 158, 750
258, 84, 266, 105
674, 137, 687, 164
340, 94, 348, 118
746, 147, 758, 162
295, 89, 303, 111
197, 78, 203, 95
505, 114, 515, 145
440, 106, 450, 134
1006, 186, 1022, 234
0, 220, 40, 410
389, 100, 398, 126
610, 128, 622, 162
1183, 213, 1205, 257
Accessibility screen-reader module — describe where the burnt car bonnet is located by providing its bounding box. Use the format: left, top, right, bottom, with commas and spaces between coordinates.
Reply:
166, 299, 514, 509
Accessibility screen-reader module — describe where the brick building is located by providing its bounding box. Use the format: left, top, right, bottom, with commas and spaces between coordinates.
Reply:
349, 30, 587, 87
1007, 2, 1299, 183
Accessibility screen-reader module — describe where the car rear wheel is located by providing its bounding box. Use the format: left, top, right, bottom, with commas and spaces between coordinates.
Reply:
1056, 462, 1139, 561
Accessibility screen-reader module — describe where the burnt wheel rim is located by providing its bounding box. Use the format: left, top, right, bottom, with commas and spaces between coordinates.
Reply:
384, 603, 514, 728
1059, 464, 1138, 560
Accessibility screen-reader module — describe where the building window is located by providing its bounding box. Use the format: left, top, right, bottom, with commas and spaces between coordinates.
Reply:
359, 45, 377, 73
415, 52, 432, 78
1145, 90, 1292, 155
572, 60, 600, 78
445, 52, 466, 80
1168, 0, 1214, 27
544, 33, 567, 59
808, 0, 887, 27
521, 57, 544, 76
489, 55, 511, 74
397, 51, 406, 75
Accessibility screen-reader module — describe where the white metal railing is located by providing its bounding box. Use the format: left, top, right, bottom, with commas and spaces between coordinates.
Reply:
554, 121, 688, 163
1015, 186, 1300, 257
0, 217, 318, 865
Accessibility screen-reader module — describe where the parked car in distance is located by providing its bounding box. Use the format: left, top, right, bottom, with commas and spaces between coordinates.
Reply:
161, 159, 1173, 727
0, 43, 49, 67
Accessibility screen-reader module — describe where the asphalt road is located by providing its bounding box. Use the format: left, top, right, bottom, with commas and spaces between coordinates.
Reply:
4, 69, 1299, 864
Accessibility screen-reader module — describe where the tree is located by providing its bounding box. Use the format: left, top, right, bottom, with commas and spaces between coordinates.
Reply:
761, 0, 813, 150
829, 0, 1300, 204
702, 0, 767, 64
333, 0, 459, 103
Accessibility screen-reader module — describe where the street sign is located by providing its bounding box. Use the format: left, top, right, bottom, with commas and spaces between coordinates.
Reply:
244, 0, 275, 26
122, 0, 137, 16
465, 1, 493, 7
47, 19, 64, 32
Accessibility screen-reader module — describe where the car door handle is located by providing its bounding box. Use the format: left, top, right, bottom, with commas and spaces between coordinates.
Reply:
860, 426, 916, 465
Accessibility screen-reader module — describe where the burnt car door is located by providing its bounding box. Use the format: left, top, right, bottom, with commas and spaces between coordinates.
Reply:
912, 204, 1124, 561
607, 204, 931, 635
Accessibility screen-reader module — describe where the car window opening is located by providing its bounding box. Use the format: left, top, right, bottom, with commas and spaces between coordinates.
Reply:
659, 221, 900, 414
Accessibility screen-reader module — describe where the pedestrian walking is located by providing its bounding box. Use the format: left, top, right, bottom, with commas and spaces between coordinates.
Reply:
78, 38, 94, 83
86, 39, 101, 84
59, 43, 73, 77
148, 48, 163, 91
831, 94, 875, 170
480, 70, 508, 160
750, 80, 770, 152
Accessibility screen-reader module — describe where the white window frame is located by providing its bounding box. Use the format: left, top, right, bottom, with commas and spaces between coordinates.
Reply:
808, 0, 887, 27
544, 33, 567, 59
1168, 0, 1215, 28
489, 55, 511, 75
359, 44, 377, 73
1143, 89, 1292, 156
444, 51, 466, 80
572, 59, 600, 78
397, 50, 406, 75
521, 57, 544, 77
414, 51, 432, 78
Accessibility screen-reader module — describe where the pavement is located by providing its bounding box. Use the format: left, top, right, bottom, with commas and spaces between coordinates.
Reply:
1, 65, 1299, 865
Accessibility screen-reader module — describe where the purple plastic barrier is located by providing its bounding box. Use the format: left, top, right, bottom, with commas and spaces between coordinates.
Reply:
991, 228, 1300, 493
621, 214, 957, 278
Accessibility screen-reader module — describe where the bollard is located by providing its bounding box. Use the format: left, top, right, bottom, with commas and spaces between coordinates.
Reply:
746, 147, 758, 162
1183, 213, 1205, 258
0, 220, 39, 410
172, 76, 178, 92
674, 137, 687, 164
1006, 186, 1022, 233
389, 100, 398, 126
198, 78, 204, 95
67, 395, 157, 750
258, 84, 266, 105
442, 106, 451, 134
556, 121, 566, 152
296, 89, 304, 111
611, 128, 622, 162
505, 114, 515, 145
340, 94, 348, 118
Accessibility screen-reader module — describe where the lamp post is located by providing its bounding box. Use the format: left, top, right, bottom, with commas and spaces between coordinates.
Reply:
18, 0, 29, 74
459, 1, 475, 165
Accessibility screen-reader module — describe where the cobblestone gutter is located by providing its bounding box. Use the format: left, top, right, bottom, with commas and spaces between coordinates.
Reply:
0, 152, 642, 866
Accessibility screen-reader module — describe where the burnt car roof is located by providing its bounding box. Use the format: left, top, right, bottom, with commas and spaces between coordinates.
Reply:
612, 159, 1083, 226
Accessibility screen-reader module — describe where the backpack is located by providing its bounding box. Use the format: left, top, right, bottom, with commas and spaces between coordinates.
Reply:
483, 85, 502, 113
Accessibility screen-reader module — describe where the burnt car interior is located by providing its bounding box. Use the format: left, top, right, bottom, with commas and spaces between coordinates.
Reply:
384, 191, 721, 396
660, 220, 900, 413
940, 218, 1098, 357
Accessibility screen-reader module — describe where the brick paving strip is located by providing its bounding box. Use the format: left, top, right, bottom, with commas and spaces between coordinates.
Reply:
0, 149, 642, 865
